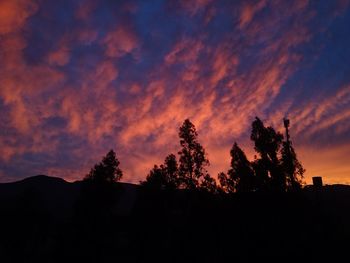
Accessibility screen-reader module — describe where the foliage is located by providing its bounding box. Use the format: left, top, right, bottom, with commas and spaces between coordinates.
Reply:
142, 117, 305, 194
85, 150, 123, 183
251, 117, 285, 191
217, 117, 305, 193
218, 172, 235, 194
281, 118, 305, 190
227, 143, 255, 192
178, 119, 210, 190
200, 174, 218, 194
143, 119, 217, 193
141, 154, 179, 190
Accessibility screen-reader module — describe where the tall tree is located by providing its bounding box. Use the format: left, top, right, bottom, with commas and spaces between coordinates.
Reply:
251, 117, 284, 191
281, 118, 305, 190
251, 157, 270, 191
163, 154, 180, 189
178, 119, 209, 190
228, 143, 255, 192
85, 150, 123, 183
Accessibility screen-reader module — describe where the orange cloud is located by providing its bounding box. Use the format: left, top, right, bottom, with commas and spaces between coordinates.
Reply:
239, 0, 267, 28
0, 0, 38, 35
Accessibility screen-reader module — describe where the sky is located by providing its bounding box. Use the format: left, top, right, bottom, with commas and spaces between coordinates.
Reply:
0, 0, 350, 185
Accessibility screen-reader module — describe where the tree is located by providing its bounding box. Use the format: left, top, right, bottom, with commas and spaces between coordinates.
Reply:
228, 143, 255, 192
251, 117, 284, 191
85, 150, 123, 183
218, 172, 234, 194
78, 150, 122, 259
281, 118, 305, 190
141, 154, 180, 190
163, 154, 180, 189
251, 157, 270, 191
200, 174, 218, 194
178, 119, 209, 190
141, 165, 167, 189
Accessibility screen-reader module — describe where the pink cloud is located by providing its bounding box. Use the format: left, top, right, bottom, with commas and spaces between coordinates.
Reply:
286, 85, 350, 138
165, 38, 204, 65
102, 25, 139, 58
210, 47, 239, 86
239, 0, 267, 28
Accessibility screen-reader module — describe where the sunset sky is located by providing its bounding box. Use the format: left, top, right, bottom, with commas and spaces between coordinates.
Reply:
0, 0, 349, 184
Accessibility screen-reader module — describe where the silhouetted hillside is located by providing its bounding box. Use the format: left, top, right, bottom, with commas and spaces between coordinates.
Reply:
0, 175, 349, 262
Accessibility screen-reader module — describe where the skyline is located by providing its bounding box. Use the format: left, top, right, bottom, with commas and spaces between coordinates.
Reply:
0, 0, 350, 184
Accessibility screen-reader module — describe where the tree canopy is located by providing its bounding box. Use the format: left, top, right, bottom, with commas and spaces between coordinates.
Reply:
218, 143, 255, 194
178, 119, 210, 190
251, 117, 285, 191
141, 154, 179, 190
142, 119, 217, 192
139, 117, 304, 194
85, 150, 123, 183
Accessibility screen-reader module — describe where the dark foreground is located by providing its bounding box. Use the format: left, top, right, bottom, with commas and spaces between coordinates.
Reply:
0, 175, 349, 262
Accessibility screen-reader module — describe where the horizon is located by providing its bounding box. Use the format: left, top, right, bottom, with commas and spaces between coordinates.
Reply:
0, 0, 350, 185
2, 174, 350, 187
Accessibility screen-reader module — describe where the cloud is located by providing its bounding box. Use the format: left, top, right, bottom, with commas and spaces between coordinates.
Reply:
0, 0, 38, 35
239, 0, 267, 28
178, 0, 213, 16
287, 85, 350, 139
0, 0, 349, 186
102, 25, 139, 58
76, 0, 98, 21
58, 60, 119, 143
47, 46, 70, 66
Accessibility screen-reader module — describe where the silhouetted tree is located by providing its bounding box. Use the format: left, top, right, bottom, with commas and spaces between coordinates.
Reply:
163, 154, 180, 189
251, 157, 270, 191
77, 149, 123, 258
281, 118, 305, 190
141, 154, 180, 190
84, 150, 123, 183
218, 172, 235, 194
227, 142, 255, 192
251, 117, 284, 191
178, 119, 209, 190
200, 174, 218, 194
142, 165, 166, 189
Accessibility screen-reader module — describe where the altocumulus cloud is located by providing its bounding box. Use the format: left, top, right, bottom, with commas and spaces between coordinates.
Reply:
0, 0, 350, 184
